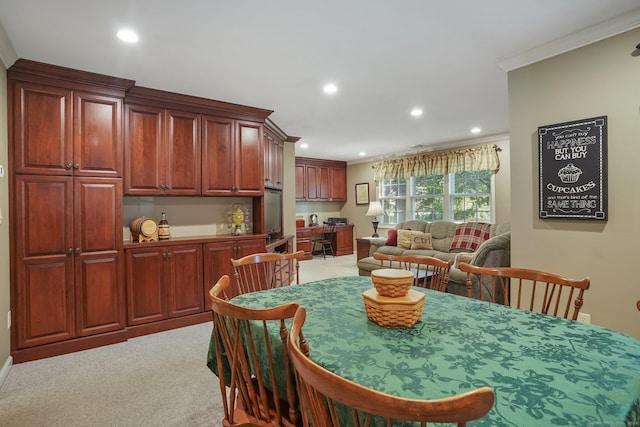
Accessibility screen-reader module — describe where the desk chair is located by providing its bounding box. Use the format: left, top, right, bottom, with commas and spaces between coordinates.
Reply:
231, 250, 305, 295
288, 306, 495, 427
459, 263, 590, 321
312, 222, 336, 259
373, 253, 451, 292
209, 275, 300, 427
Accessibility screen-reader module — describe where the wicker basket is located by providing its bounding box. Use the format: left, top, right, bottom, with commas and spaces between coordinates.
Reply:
371, 268, 414, 297
362, 288, 425, 328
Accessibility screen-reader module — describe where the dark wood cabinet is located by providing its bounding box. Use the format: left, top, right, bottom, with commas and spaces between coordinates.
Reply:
14, 176, 124, 348
295, 164, 306, 200
203, 238, 267, 299
295, 157, 347, 202
264, 124, 285, 190
125, 244, 203, 326
296, 225, 354, 260
12, 82, 123, 177
124, 105, 201, 195
202, 117, 264, 196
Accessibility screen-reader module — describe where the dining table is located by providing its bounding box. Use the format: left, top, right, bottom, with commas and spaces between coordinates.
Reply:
207, 275, 640, 426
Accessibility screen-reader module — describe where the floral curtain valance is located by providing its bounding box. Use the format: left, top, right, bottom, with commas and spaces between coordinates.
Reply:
372, 143, 500, 180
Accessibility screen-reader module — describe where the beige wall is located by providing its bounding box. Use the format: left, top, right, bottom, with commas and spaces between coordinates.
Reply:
0, 62, 10, 373
343, 137, 512, 241
509, 27, 640, 339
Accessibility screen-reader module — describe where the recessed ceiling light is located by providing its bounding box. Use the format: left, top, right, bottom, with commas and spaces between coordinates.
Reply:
300, 143, 309, 149
117, 29, 139, 43
323, 83, 337, 94
359, 151, 366, 156
471, 127, 481, 134
410, 108, 423, 117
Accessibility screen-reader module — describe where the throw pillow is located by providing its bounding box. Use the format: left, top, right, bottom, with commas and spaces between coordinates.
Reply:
385, 229, 398, 246
397, 229, 424, 249
449, 222, 491, 252
410, 232, 433, 250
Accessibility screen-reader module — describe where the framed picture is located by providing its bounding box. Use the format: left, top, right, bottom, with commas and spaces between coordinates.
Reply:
355, 182, 370, 205
538, 115, 607, 220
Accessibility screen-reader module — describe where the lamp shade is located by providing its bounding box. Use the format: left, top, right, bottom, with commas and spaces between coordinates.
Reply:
366, 201, 384, 217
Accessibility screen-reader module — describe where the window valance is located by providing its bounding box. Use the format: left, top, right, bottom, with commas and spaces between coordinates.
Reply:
372, 143, 500, 180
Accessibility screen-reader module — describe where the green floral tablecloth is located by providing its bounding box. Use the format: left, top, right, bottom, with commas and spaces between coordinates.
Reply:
207, 276, 640, 426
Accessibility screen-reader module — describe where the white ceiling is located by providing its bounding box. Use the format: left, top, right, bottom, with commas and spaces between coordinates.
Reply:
1, 1, 639, 163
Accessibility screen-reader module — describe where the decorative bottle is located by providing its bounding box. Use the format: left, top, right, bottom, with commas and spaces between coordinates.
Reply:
158, 212, 170, 240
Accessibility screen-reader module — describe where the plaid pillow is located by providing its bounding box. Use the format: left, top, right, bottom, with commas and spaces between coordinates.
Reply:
449, 223, 491, 252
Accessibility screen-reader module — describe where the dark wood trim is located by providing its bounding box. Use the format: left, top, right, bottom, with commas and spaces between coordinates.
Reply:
125, 86, 273, 122
126, 312, 212, 339
11, 330, 128, 364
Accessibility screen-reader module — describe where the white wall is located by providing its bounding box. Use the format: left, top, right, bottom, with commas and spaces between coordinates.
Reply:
509, 27, 640, 339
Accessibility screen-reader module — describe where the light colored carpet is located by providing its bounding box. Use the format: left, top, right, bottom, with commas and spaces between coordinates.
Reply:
0, 253, 358, 427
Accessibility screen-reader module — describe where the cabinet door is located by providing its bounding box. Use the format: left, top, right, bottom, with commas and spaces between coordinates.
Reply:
295, 164, 306, 200
167, 244, 203, 318
235, 121, 264, 196
329, 167, 347, 201
306, 165, 319, 200
126, 247, 166, 325
14, 176, 75, 348
13, 82, 73, 175
74, 92, 123, 178
335, 226, 354, 256
318, 167, 330, 200
164, 110, 201, 195
202, 115, 234, 195
75, 251, 124, 336
74, 178, 124, 335
203, 241, 236, 298
264, 131, 274, 189
124, 104, 164, 195
273, 140, 284, 190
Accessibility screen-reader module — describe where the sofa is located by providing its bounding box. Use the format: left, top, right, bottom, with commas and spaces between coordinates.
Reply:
357, 220, 511, 300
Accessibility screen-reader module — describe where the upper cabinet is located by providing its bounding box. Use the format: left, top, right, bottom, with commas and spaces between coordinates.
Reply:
123, 86, 272, 196
202, 117, 264, 196
10, 61, 132, 178
124, 105, 201, 195
295, 157, 347, 202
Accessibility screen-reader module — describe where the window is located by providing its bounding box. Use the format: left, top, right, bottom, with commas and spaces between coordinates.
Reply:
378, 170, 493, 224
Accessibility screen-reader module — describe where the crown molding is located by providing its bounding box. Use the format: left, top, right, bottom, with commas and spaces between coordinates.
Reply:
0, 21, 18, 69
498, 9, 640, 72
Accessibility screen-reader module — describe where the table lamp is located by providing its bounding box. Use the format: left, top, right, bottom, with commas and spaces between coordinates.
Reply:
366, 201, 384, 237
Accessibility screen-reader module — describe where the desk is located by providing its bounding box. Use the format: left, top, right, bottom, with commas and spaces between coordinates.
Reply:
296, 224, 354, 259
208, 276, 640, 426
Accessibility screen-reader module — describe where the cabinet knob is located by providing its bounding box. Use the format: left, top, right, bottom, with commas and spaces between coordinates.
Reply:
65, 163, 72, 170
67, 247, 73, 254
73, 163, 79, 169
75, 248, 80, 254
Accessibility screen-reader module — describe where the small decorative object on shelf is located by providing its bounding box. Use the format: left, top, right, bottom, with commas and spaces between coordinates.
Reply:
129, 216, 158, 242
227, 203, 251, 235
158, 212, 170, 240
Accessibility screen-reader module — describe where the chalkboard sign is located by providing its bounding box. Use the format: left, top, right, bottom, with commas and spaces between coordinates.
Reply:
539, 116, 607, 220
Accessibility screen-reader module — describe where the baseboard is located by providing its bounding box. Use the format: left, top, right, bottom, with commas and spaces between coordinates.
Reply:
0, 354, 13, 388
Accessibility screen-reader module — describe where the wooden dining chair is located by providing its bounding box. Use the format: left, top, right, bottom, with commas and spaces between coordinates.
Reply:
288, 306, 495, 427
459, 263, 590, 320
373, 252, 451, 292
231, 250, 305, 295
311, 222, 336, 259
209, 275, 301, 427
